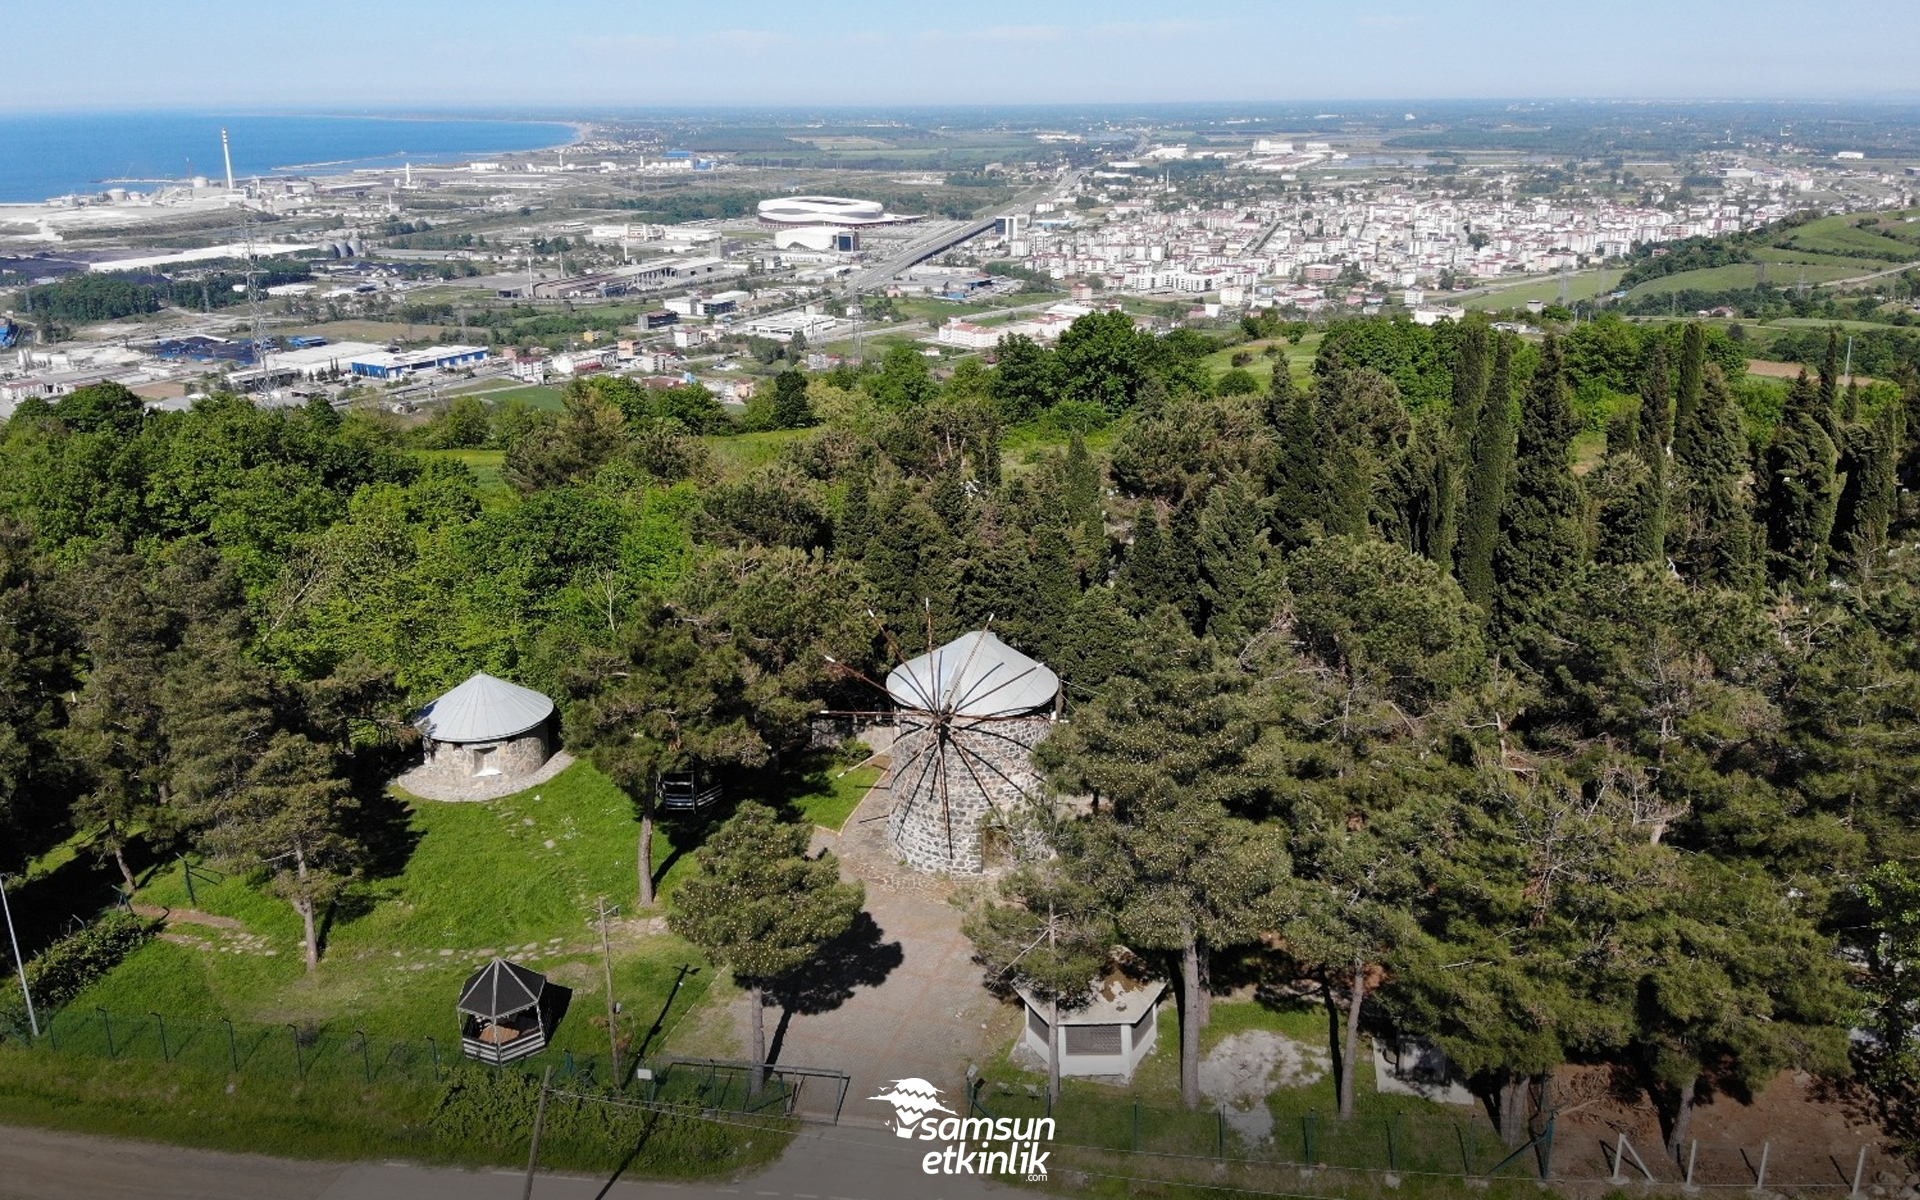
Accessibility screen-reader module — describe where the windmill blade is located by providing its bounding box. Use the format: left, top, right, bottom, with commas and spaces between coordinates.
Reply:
815, 709, 897, 719
933, 728, 956, 859
950, 730, 1053, 814
883, 730, 945, 824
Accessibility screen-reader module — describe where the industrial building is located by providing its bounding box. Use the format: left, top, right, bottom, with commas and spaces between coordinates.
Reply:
349, 345, 489, 380
771, 226, 861, 252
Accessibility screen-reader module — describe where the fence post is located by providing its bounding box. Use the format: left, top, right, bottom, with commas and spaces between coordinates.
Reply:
1303, 1112, 1317, 1167
181, 857, 196, 906
1612, 1133, 1628, 1185
1132, 1100, 1140, 1153
222, 1018, 238, 1072
522, 1065, 554, 1200
1753, 1140, 1770, 1195
1686, 1140, 1699, 1192
356, 1029, 371, 1084
98, 1009, 115, 1059
1217, 1108, 1225, 1162
1538, 1115, 1555, 1182
150, 1012, 169, 1062
1853, 1145, 1869, 1200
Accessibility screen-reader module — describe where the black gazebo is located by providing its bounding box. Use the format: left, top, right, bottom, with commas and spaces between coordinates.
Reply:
457, 958, 557, 1065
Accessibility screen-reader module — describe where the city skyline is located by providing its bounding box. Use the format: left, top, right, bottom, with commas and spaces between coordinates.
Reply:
6, 0, 1919, 111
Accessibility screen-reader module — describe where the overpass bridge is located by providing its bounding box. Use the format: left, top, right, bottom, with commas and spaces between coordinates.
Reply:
846, 171, 1086, 293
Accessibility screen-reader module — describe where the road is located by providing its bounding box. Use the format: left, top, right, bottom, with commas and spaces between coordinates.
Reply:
0, 1123, 1010, 1200
847, 171, 1086, 293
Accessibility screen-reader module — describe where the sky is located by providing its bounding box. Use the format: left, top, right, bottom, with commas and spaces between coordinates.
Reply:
7, 0, 1919, 111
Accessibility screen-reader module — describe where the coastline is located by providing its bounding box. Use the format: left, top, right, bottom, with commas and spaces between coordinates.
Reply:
0, 113, 590, 206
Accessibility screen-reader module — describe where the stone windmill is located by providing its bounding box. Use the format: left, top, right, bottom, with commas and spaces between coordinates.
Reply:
837, 626, 1061, 875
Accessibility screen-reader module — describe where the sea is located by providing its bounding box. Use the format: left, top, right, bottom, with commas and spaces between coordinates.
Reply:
0, 111, 577, 204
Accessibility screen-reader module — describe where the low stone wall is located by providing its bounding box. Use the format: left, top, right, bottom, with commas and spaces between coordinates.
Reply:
887, 715, 1050, 874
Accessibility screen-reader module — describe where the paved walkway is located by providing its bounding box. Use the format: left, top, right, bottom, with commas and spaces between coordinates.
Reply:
0, 1123, 1008, 1200
730, 781, 1000, 1130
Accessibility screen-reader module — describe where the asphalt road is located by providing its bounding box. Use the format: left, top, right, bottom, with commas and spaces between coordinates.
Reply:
0, 1122, 1010, 1200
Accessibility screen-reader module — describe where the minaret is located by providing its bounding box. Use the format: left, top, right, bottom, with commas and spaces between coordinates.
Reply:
221, 128, 236, 193
404, 161, 412, 188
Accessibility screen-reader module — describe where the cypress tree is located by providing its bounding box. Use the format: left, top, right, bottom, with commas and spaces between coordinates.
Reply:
1671, 364, 1758, 589
1636, 340, 1673, 561
1833, 401, 1903, 578
1762, 370, 1839, 586
1492, 336, 1585, 639
1819, 328, 1842, 421
1196, 475, 1274, 643
1120, 508, 1179, 616
1457, 336, 1515, 607
1592, 407, 1661, 567
835, 467, 874, 560
1267, 378, 1331, 550
1672, 323, 1706, 459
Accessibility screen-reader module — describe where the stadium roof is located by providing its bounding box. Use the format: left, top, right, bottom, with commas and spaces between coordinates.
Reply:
416, 672, 554, 743
886, 631, 1059, 718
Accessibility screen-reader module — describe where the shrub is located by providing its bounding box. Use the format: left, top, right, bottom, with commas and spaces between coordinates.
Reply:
0, 911, 159, 1028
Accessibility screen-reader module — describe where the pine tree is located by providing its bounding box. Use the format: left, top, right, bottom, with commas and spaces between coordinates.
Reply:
1762, 370, 1839, 586
1120, 507, 1180, 617
1458, 336, 1516, 608
1492, 336, 1584, 641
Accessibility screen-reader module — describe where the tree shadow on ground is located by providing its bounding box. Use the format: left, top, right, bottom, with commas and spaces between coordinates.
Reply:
763, 912, 903, 1065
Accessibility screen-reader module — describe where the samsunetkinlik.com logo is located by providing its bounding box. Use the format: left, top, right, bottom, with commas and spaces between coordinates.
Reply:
868, 1078, 1055, 1178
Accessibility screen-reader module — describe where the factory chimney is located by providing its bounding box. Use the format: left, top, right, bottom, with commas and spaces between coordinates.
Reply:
221, 128, 236, 193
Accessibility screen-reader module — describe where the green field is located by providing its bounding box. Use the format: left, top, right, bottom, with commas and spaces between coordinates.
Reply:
1463, 268, 1625, 311
1200, 332, 1324, 385
1774, 212, 1920, 263
1627, 261, 1859, 297
416, 448, 507, 492
478, 384, 567, 410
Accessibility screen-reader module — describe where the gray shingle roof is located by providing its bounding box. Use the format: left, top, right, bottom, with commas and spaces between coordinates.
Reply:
456, 958, 546, 1019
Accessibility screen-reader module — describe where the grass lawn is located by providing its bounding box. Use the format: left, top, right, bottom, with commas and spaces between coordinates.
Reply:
480, 384, 567, 411
1200, 332, 1322, 386
416, 448, 507, 493
788, 763, 882, 833
703, 428, 816, 477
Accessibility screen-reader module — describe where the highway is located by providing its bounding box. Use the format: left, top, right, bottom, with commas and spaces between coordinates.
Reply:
846, 171, 1086, 293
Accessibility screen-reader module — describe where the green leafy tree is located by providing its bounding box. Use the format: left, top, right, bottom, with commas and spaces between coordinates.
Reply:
668, 802, 864, 1095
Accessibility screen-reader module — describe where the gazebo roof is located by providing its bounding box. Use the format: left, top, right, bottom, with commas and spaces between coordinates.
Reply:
457, 958, 546, 1019
886, 631, 1059, 718
417, 672, 554, 744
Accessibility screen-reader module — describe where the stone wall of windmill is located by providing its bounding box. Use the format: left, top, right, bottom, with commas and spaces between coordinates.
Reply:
887, 713, 1053, 874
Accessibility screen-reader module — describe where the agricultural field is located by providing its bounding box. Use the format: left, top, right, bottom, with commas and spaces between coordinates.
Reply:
1626, 261, 1860, 296
1463, 268, 1625, 311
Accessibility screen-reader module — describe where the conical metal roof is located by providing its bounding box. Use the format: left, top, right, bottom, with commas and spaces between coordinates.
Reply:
417, 672, 554, 744
456, 958, 546, 1019
885, 631, 1059, 718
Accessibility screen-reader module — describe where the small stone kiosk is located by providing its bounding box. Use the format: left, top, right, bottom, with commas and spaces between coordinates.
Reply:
1016, 974, 1165, 1082
412, 673, 555, 798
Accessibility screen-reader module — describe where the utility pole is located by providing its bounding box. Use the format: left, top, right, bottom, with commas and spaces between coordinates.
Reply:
522, 1064, 554, 1200
596, 897, 622, 1083
0, 873, 38, 1038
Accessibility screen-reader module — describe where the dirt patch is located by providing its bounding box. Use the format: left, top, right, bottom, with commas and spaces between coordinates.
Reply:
1199, 1030, 1330, 1145
131, 904, 242, 930
1746, 358, 1879, 387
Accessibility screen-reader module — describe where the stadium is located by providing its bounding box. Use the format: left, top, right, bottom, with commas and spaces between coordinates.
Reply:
756, 195, 918, 227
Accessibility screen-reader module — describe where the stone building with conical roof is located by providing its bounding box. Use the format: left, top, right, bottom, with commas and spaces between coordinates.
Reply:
411, 672, 556, 793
